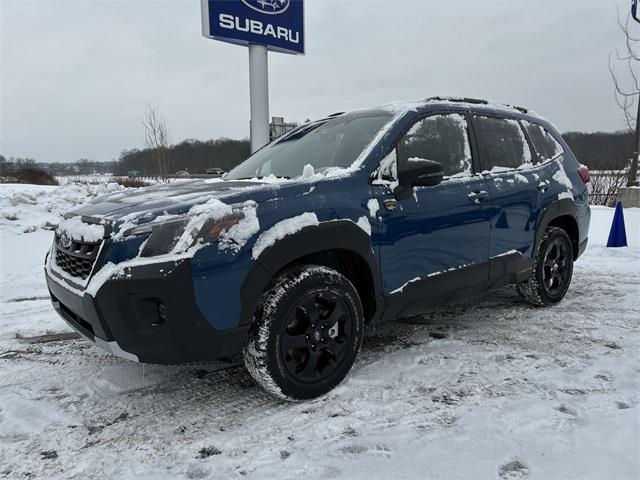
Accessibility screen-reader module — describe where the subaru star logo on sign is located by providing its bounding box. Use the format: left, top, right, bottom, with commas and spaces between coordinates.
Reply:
201, 0, 304, 55
241, 0, 290, 15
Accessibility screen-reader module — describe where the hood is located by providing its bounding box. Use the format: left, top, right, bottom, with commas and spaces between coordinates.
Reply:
69, 179, 295, 224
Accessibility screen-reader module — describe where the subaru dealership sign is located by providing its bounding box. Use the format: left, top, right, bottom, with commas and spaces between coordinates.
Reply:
201, 0, 305, 55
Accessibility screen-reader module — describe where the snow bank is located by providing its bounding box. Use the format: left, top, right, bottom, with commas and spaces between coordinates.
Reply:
0, 182, 123, 234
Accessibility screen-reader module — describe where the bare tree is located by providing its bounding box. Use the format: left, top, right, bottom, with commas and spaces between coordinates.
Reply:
142, 104, 171, 176
609, 11, 640, 186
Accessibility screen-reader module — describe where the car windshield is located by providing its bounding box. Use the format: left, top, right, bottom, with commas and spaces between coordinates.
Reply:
226, 112, 393, 180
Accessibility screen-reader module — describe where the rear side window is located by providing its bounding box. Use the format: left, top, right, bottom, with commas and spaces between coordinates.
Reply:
522, 121, 564, 163
472, 116, 532, 171
397, 113, 472, 177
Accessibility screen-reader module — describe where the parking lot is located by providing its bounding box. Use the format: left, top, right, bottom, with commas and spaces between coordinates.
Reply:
0, 183, 637, 479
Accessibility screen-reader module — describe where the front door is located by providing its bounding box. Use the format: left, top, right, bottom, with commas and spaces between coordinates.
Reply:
372, 112, 493, 296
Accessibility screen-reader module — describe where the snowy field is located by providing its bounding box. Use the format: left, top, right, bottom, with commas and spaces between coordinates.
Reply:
0, 182, 639, 480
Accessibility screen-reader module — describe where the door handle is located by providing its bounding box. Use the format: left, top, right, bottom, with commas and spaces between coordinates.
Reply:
467, 190, 488, 205
537, 181, 551, 193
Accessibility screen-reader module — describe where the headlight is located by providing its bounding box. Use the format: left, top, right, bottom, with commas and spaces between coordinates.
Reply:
122, 210, 245, 258
198, 214, 244, 242
124, 217, 189, 257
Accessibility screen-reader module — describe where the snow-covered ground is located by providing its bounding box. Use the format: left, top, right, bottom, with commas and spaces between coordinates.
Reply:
0, 183, 638, 480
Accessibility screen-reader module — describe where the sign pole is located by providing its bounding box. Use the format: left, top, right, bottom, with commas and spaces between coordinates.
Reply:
202, 0, 304, 152
249, 44, 270, 153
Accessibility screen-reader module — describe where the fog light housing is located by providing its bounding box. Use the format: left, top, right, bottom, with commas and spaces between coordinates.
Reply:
152, 302, 167, 327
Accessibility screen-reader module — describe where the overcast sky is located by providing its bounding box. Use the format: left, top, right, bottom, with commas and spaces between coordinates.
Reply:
0, 0, 634, 163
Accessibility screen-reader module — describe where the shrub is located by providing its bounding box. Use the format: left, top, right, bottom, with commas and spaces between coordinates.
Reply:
2, 164, 59, 186
114, 178, 153, 188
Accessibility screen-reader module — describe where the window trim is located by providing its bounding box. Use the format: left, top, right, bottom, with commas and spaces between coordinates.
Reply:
520, 119, 566, 165
517, 119, 540, 166
371, 110, 481, 184
469, 112, 538, 173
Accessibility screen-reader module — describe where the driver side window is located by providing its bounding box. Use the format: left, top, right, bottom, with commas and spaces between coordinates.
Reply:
397, 113, 473, 178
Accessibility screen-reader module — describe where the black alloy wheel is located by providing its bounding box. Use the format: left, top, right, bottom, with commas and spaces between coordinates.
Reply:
541, 237, 571, 297
280, 290, 353, 383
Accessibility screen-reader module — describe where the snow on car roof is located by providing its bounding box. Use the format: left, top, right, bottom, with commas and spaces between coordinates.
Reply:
339, 97, 540, 120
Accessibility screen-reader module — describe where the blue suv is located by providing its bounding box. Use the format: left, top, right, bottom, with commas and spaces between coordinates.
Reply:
45, 97, 591, 400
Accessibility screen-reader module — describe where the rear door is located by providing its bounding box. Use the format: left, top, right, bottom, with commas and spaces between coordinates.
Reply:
471, 114, 540, 258
372, 112, 493, 295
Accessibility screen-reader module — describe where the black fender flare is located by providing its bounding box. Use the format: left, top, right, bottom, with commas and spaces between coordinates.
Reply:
533, 199, 579, 258
238, 220, 382, 327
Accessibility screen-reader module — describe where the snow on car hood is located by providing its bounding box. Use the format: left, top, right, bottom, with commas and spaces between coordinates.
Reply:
68, 179, 277, 225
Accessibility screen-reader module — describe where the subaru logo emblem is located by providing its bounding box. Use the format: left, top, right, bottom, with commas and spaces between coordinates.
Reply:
241, 0, 290, 15
60, 231, 73, 249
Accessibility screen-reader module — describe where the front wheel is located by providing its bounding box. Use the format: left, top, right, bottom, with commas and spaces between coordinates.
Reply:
517, 226, 574, 306
243, 265, 364, 401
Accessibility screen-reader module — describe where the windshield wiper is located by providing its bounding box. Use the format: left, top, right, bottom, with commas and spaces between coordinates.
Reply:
233, 176, 292, 181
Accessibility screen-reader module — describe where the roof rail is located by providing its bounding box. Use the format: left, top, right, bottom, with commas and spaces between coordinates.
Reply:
328, 111, 345, 117
425, 96, 489, 105
426, 96, 530, 114
502, 104, 529, 114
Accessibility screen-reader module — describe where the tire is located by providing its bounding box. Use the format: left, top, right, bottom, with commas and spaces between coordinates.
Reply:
517, 226, 574, 306
243, 265, 364, 401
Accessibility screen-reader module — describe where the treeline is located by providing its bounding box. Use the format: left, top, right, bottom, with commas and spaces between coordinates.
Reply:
113, 138, 250, 176
562, 130, 634, 170
2, 130, 634, 180
113, 130, 631, 175
42, 159, 117, 176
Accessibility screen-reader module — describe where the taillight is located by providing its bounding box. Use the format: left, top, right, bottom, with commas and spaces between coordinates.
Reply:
578, 166, 590, 184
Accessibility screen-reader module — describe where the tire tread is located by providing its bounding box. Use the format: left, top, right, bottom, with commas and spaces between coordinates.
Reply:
243, 265, 362, 401
517, 226, 573, 306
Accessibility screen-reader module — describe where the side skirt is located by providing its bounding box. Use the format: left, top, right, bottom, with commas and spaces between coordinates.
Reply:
379, 251, 533, 322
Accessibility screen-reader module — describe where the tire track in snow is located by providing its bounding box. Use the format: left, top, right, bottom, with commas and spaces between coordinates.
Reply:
1, 266, 638, 479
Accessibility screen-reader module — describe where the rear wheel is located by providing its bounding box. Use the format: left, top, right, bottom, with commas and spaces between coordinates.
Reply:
517, 226, 574, 306
243, 265, 364, 401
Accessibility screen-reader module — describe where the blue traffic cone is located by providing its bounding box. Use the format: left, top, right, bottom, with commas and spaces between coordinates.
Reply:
607, 201, 628, 248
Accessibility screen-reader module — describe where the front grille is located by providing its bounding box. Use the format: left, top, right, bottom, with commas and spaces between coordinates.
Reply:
54, 235, 102, 280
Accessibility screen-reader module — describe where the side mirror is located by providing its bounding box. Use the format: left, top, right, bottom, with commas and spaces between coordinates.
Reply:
395, 157, 444, 200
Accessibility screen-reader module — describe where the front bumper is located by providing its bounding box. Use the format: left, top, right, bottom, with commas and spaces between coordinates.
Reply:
45, 258, 249, 364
